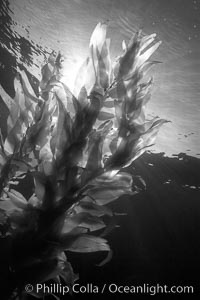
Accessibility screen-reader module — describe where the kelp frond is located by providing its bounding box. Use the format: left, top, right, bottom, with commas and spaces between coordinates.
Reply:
0, 22, 167, 299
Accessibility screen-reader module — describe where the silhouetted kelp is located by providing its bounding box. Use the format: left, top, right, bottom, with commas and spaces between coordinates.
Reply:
65, 152, 200, 299
1, 152, 199, 299
0, 3, 199, 299
0, 19, 169, 299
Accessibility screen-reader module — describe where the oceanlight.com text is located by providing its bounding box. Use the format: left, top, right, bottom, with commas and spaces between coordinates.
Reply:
25, 282, 194, 296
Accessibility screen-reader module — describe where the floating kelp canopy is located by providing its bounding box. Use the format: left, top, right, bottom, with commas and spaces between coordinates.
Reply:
0, 23, 167, 299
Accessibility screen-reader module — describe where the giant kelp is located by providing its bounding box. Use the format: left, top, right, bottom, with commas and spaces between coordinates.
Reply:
0, 23, 167, 299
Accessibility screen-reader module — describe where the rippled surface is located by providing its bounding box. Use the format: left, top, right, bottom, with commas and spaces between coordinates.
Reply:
1, 2, 200, 296
0, 0, 200, 157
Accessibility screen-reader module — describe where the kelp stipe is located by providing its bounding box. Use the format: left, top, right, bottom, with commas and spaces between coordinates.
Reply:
0, 23, 168, 299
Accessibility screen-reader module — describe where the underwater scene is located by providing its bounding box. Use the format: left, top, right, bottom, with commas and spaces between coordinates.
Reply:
0, 0, 200, 299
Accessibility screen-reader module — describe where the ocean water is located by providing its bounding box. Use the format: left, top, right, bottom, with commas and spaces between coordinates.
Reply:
0, 0, 200, 157
1, 2, 200, 298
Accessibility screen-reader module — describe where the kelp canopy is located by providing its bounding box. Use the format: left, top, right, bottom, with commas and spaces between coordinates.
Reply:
0, 23, 167, 299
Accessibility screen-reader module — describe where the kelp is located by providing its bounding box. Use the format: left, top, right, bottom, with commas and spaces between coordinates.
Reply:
0, 22, 168, 299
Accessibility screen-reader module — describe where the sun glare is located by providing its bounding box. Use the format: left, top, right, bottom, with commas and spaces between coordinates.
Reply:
60, 56, 85, 93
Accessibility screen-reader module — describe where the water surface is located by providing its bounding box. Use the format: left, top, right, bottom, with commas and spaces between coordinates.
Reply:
0, 0, 200, 156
